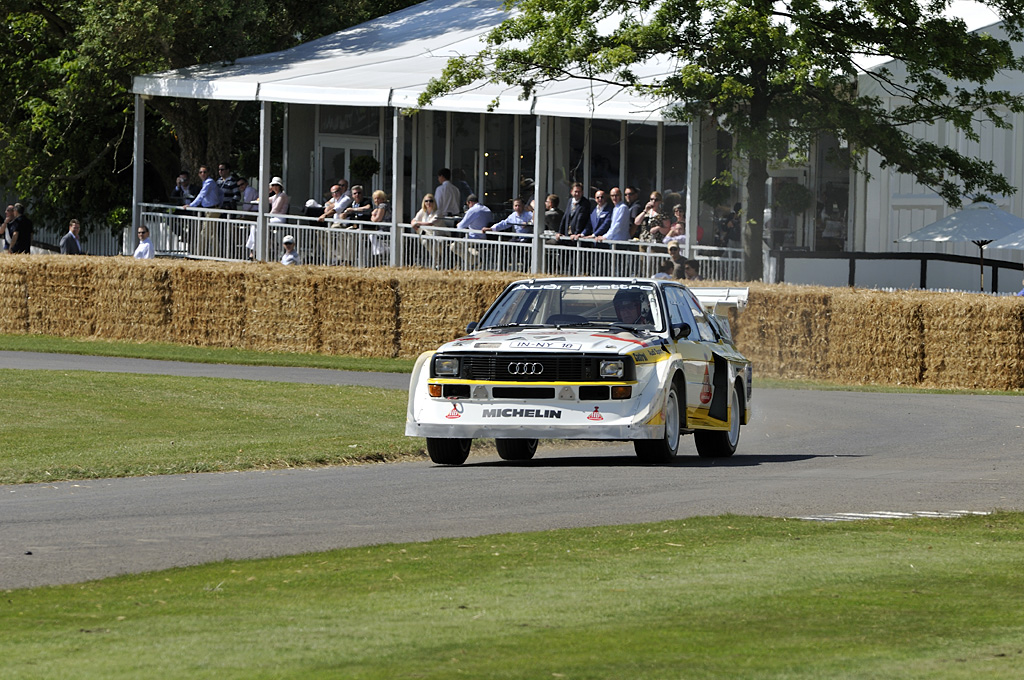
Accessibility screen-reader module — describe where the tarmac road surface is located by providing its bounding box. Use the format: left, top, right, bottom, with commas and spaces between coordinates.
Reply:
1, 352, 1022, 590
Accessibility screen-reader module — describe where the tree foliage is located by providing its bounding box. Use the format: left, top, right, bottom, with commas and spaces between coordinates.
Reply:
420, 0, 1024, 280
0, 0, 417, 233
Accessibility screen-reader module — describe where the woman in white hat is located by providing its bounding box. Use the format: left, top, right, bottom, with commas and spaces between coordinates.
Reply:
268, 177, 290, 224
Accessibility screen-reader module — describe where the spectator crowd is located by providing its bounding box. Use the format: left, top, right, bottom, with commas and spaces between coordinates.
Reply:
4, 159, 715, 282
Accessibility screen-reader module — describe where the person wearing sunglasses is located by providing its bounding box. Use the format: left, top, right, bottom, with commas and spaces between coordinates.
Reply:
133, 226, 154, 259
411, 193, 444, 267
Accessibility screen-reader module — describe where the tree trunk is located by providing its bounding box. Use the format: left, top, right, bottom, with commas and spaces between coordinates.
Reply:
149, 98, 239, 177
744, 155, 769, 282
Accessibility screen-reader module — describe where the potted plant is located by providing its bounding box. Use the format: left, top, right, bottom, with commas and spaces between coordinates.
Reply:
773, 181, 814, 216
349, 155, 381, 188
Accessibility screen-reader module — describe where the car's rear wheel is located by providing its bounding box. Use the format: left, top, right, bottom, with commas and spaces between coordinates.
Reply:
634, 382, 682, 464
694, 383, 742, 458
426, 438, 472, 465
495, 438, 538, 461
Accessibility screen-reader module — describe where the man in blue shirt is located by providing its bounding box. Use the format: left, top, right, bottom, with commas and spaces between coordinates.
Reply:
483, 197, 533, 241
597, 187, 631, 242
458, 195, 492, 239
582, 190, 611, 240
187, 166, 224, 209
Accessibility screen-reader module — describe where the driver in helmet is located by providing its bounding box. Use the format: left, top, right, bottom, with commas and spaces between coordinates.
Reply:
613, 288, 653, 324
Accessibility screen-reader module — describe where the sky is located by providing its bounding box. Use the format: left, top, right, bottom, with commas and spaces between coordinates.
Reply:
947, 0, 1000, 30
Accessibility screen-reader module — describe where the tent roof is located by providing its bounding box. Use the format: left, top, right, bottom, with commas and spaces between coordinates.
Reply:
132, 0, 680, 122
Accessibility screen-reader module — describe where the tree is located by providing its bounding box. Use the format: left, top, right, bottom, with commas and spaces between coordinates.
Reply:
0, 0, 419, 233
419, 0, 1024, 280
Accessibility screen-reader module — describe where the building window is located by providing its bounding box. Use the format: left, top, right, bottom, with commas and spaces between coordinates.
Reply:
484, 115, 515, 213
451, 112, 480, 208
591, 119, 622, 195
319, 106, 379, 136
626, 122, 658, 196
519, 116, 537, 207
550, 117, 586, 200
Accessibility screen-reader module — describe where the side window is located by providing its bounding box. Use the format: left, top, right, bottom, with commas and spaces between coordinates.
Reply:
684, 290, 717, 342
664, 287, 699, 341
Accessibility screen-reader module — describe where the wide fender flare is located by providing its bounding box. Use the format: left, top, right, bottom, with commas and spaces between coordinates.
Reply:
647, 351, 689, 425
712, 355, 751, 425
406, 350, 436, 423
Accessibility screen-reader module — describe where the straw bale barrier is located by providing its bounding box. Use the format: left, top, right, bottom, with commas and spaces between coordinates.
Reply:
724, 282, 833, 381
919, 292, 1024, 390
309, 267, 398, 357
395, 269, 523, 357
90, 258, 172, 343
826, 288, 926, 386
2, 256, 1023, 391
168, 260, 248, 348
0, 255, 30, 334
242, 263, 319, 353
23, 258, 95, 338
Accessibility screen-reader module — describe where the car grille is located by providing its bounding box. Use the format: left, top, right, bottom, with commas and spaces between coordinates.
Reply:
437, 353, 631, 382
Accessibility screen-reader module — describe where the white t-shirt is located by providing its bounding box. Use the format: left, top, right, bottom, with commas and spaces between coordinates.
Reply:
133, 239, 154, 259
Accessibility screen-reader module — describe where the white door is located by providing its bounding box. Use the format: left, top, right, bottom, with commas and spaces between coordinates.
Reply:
316, 136, 379, 197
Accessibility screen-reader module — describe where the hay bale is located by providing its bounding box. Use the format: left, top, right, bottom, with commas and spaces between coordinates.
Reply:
315, 267, 399, 357
0, 256, 30, 334
827, 289, 926, 386
167, 260, 248, 347
395, 268, 523, 357
91, 258, 173, 342
22, 255, 97, 337
731, 283, 833, 381
921, 293, 1024, 390
241, 263, 319, 353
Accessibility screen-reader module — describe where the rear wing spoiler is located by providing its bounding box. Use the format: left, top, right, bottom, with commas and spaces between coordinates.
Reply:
690, 287, 749, 317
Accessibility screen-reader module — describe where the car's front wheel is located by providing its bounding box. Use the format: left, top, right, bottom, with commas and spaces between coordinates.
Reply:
634, 381, 682, 464
694, 383, 742, 458
496, 438, 538, 461
426, 438, 472, 465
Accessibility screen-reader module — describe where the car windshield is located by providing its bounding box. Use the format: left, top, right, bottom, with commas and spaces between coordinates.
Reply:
479, 281, 665, 332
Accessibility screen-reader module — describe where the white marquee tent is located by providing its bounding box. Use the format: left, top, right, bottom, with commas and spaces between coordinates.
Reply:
132, 0, 678, 121
128, 0, 692, 262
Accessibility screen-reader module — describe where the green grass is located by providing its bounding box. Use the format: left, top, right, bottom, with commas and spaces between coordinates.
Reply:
0, 334, 417, 373
3, 513, 1023, 679
4, 336, 1023, 677
0, 369, 421, 484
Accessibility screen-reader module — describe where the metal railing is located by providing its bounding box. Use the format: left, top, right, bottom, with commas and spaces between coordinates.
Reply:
139, 204, 743, 279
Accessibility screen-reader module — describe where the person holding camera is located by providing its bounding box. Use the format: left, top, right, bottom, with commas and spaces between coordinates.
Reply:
171, 171, 196, 205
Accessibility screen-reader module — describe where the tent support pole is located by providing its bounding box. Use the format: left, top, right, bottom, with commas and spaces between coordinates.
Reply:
131, 94, 145, 256
257, 101, 272, 262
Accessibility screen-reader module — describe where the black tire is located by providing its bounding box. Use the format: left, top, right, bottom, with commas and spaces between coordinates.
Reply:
426, 438, 472, 465
694, 382, 742, 458
496, 438, 538, 461
634, 381, 682, 464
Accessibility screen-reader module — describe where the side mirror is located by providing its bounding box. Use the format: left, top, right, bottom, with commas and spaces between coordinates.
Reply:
466, 322, 478, 334
670, 323, 690, 341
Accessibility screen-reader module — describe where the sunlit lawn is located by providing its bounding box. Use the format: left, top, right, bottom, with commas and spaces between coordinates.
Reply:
0, 369, 420, 484
3, 514, 1023, 679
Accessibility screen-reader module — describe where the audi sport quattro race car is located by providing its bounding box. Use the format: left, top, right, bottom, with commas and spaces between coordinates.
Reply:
406, 277, 752, 465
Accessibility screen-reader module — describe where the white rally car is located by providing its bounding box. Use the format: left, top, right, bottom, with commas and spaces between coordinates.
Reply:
406, 277, 752, 465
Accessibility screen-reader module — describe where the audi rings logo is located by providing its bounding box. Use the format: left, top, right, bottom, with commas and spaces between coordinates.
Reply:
507, 361, 544, 376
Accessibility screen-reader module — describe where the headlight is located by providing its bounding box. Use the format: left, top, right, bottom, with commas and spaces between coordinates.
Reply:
434, 356, 460, 376
599, 359, 625, 379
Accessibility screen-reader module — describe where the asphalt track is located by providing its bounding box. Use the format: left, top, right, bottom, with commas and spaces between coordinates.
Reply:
2, 351, 1022, 590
